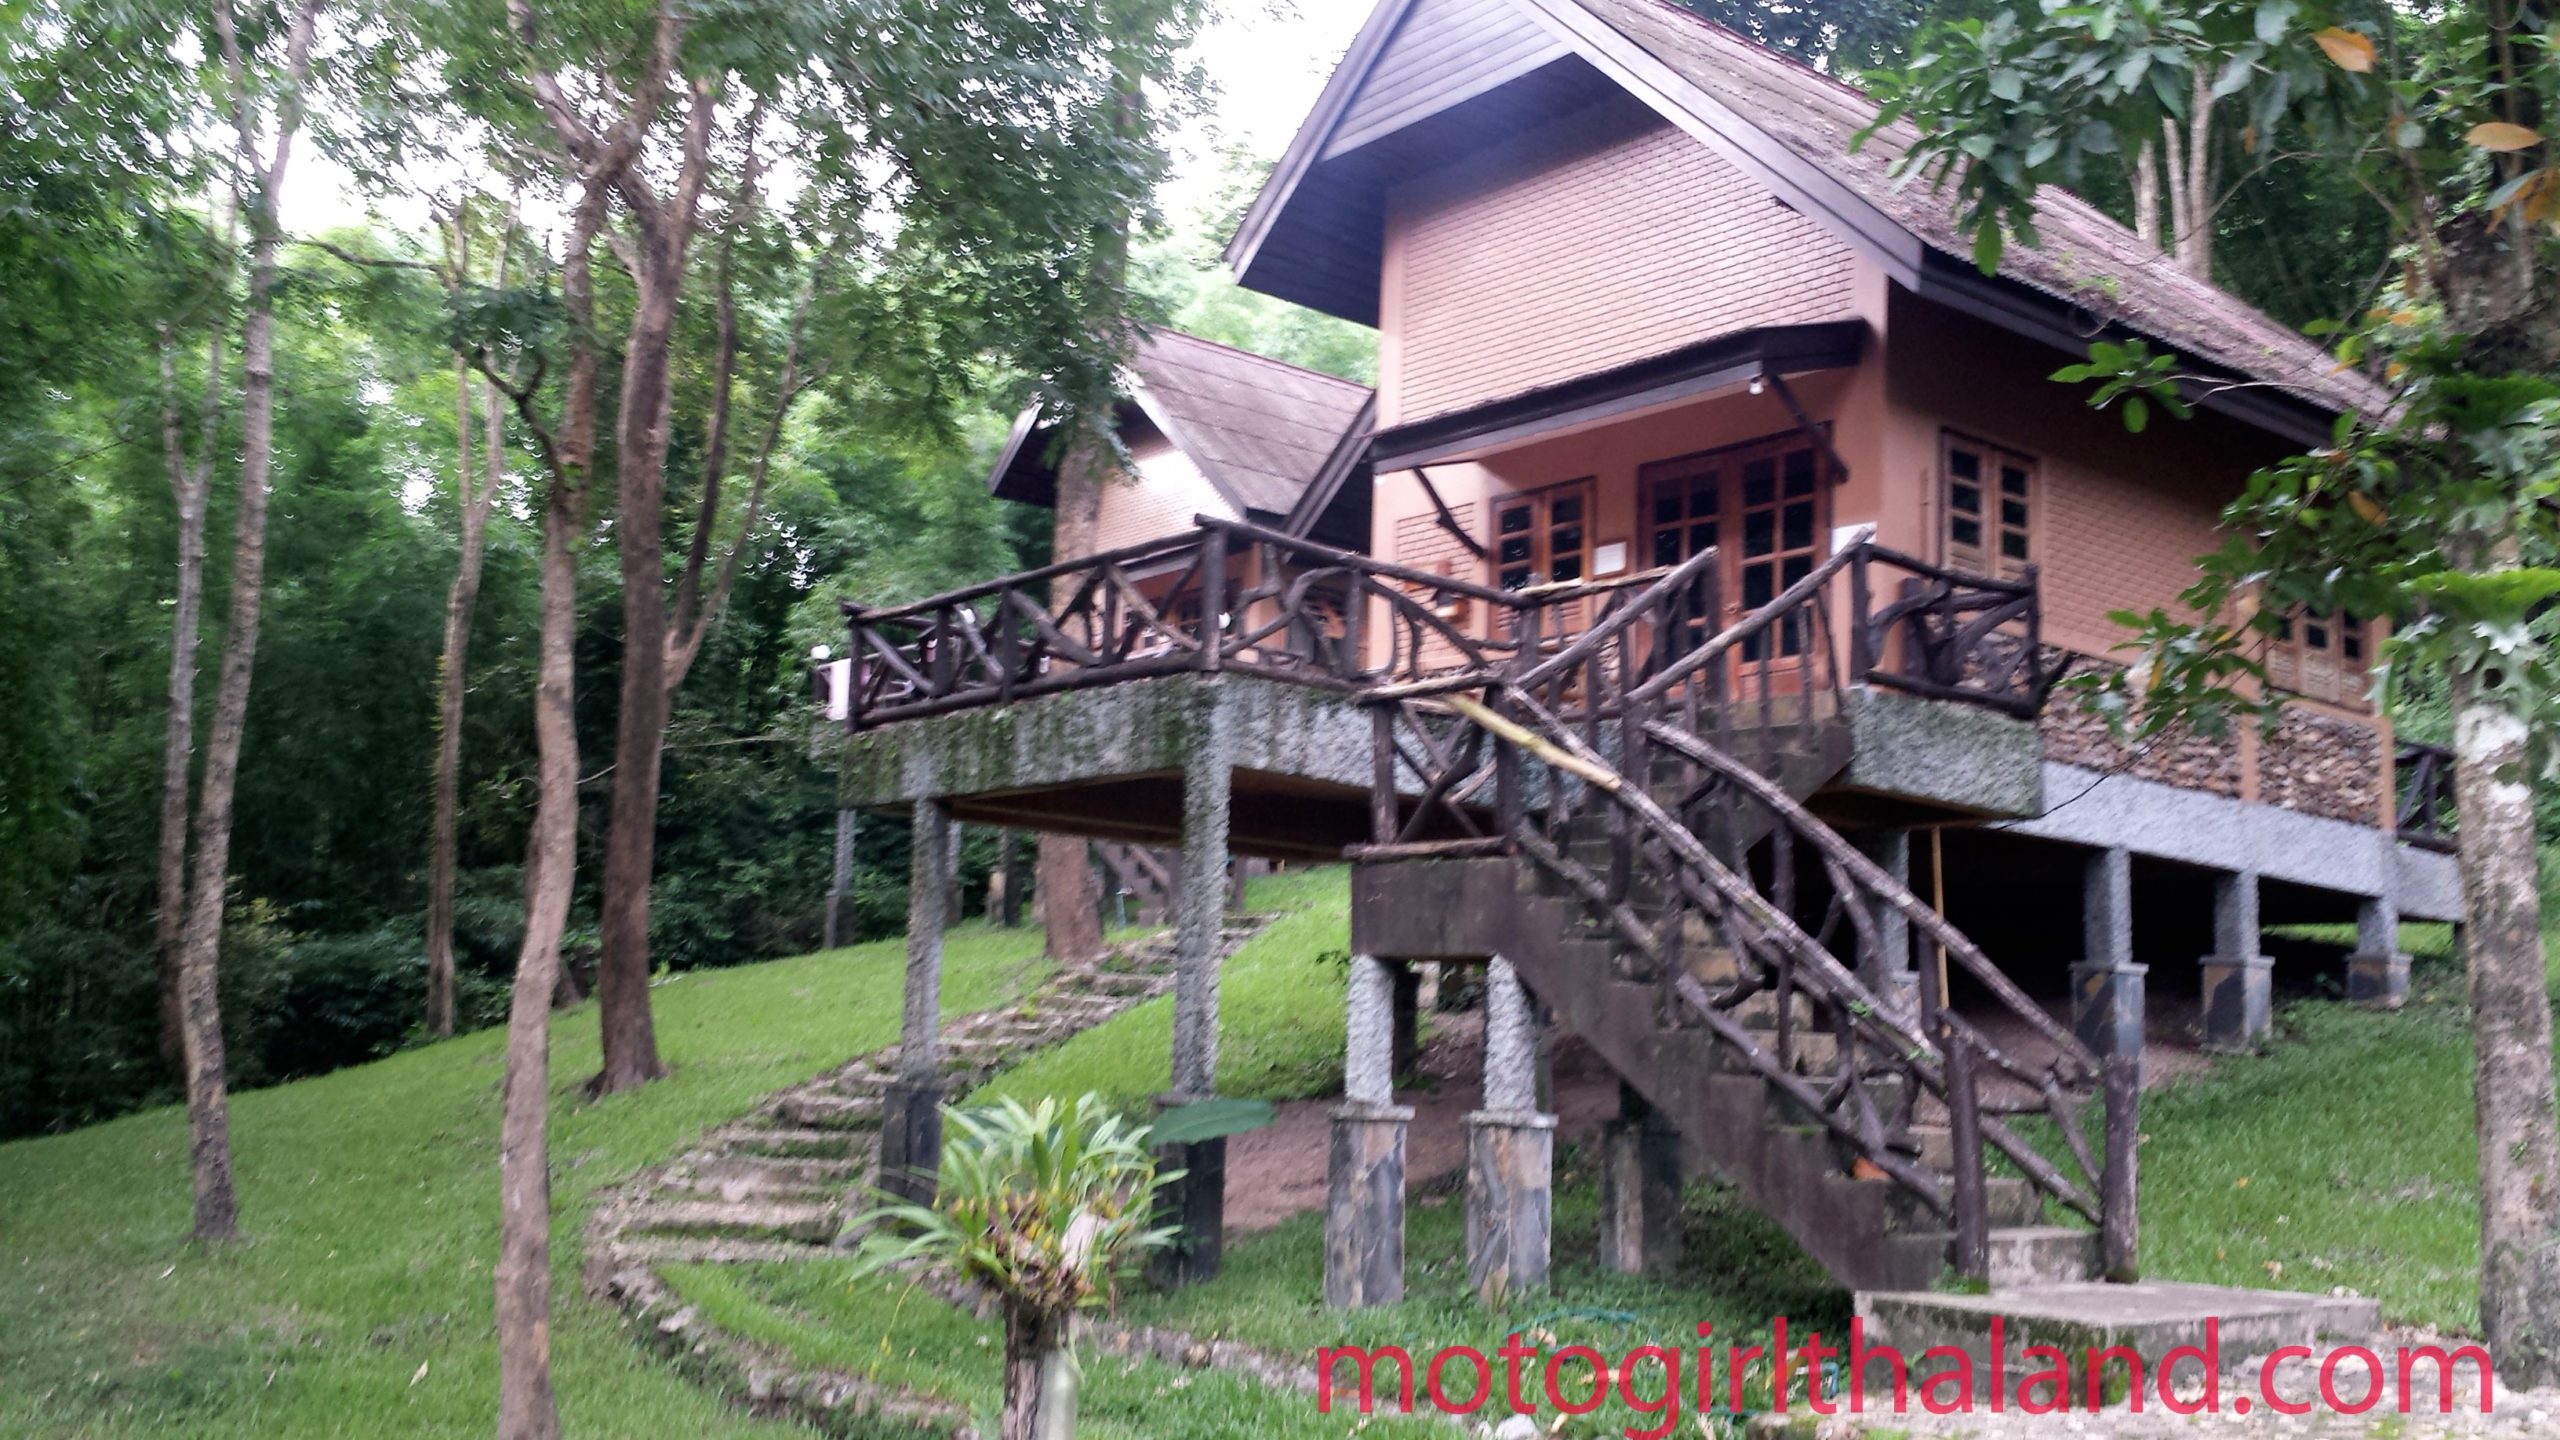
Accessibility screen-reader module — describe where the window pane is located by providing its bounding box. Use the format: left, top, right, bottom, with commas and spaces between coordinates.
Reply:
1653, 532, 1681, 567
1689, 521, 1716, 554
1500, 535, 1531, 564
1949, 448, 1981, 481
2000, 465, 2029, 496
1781, 554, 1811, 587
1743, 566, 1772, 608
1743, 460, 1775, 507
1745, 510, 1774, 553
2001, 499, 2027, 528
1654, 493, 1680, 526
1951, 517, 1982, 547
1552, 556, 1583, 582
1950, 484, 1981, 514
1550, 496, 1583, 524
2001, 532, 2028, 560
1782, 501, 1813, 551
1498, 506, 1531, 534
1550, 525, 1582, 555
1692, 484, 1718, 515
2306, 623, 2329, 648
1500, 567, 1531, 590
1783, 450, 1816, 496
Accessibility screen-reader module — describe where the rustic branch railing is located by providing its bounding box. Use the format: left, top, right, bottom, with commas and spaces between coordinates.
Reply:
1849, 544, 2057, 719
2396, 741, 2456, 851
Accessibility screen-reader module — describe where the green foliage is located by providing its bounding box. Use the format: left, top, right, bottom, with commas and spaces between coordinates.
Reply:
855, 1094, 1177, 1319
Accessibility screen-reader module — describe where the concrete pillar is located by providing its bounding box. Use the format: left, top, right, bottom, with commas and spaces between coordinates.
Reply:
1170, 687, 1233, 1101
1326, 955, 1410, 1308
879, 798, 952, 1207
1467, 956, 1554, 1304
2348, 893, 2410, 1009
2070, 847, 2146, 1078
1853, 829, 1921, 1024
1597, 1083, 1683, 1276
1155, 683, 1236, 1288
2200, 869, 2272, 1053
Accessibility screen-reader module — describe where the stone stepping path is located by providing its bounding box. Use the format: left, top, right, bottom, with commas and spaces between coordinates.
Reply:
583, 919, 1271, 1438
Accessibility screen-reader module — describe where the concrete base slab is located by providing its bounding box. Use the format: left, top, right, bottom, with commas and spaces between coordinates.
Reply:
1856, 1281, 2383, 1396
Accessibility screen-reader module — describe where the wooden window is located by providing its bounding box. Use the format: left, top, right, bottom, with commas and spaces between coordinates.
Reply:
1492, 479, 1595, 592
1942, 433, 2035, 580
2266, 606, 2372, 709
1641, 453, 1722, 573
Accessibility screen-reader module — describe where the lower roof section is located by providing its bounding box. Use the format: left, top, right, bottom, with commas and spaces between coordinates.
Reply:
1368, 319, 1866, 471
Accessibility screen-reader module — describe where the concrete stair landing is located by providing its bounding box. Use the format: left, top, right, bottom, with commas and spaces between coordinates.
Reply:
1855, 1281, 2383, 1390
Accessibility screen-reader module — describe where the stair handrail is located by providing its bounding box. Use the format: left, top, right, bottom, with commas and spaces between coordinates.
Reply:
1622, 541, 1863, 707
1639, 719, 2100, 1086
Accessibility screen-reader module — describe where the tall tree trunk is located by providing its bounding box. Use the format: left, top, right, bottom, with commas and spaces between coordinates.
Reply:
2174, 71, 2215, 280
153, 325, 221, 1076
2131, 141, 2162, 254
2451, 573, 2560, 1384
999, 1306, 1079, 1440
590, 235, 685, 1095
1034, 438, 1109, 965
494, 474, 580, 1440
179, 0, 319, 1243
428, 212, 512, 1040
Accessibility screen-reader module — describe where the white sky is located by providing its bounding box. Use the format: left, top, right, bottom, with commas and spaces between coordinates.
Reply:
286, 0, 1375, 241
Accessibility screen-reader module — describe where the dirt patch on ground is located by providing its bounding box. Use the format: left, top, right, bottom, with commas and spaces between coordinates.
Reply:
1222, 1007, 1623, 1233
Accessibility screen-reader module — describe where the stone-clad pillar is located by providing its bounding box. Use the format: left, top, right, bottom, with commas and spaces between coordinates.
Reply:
1155, 682, 1236, 1287
2071, 847, 2146, 1080
1467, 956, 1555, 1305
1852, 829, 1920, 1025
1170, 687, 1233, 1101
2200, 870, 2272, 1053
1326, 955, 1411, 1308
879, 798, 954, 1207
1597, 1082, 1683, 1276
2348, 892, 2411, 1009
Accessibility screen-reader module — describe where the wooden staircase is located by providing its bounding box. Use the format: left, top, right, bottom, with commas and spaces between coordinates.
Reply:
1354, 539, 2131, 1293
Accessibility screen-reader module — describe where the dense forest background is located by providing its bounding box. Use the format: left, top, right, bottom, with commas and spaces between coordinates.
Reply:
0, 0, 2455, 1140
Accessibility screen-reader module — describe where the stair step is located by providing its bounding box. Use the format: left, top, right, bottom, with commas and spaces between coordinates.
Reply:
656, 1170, 847, 1206
602, 1234, 829, 1267
719, 1125, 866, 1161
771, 1093, 883, 1131
624, 1198, 843, 1245
1982, 1225, 2101, 1286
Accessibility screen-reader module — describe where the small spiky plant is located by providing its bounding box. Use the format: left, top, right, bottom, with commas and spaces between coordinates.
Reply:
854, 1095, 1176, 1440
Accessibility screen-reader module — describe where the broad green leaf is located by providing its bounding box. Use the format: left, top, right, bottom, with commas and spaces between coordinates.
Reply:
1973, 220, 2005, 274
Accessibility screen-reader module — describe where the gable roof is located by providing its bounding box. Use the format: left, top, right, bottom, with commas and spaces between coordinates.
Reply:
1230, 0, 2386, 445
987, 327, 1376, 535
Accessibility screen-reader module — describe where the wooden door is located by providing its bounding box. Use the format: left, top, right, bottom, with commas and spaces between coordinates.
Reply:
1639, 436, 1825, 690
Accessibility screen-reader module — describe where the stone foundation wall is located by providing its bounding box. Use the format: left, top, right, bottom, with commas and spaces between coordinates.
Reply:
2260, 705, 2386, 826
2038, 652, 2242, 797
2035, 649, 2388, 827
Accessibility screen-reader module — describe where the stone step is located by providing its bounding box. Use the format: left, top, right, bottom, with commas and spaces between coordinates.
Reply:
719, 1124, 866, 1161
771, 1093, 882, 1131
600, 1234, 830, 1267
624, 1197, 843, 1246
656, 1170, 846, 1206
1984, 1225, 2100, 1286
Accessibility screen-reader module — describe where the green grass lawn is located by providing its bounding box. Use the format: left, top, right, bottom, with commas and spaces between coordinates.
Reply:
2138, 922, 2483, 1330
974, 865, 1354, 1114
0, 923, 1049, 1437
